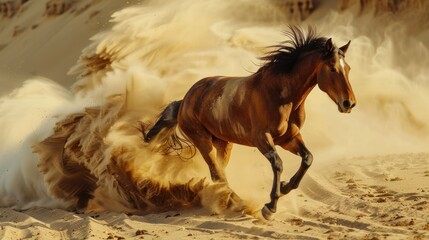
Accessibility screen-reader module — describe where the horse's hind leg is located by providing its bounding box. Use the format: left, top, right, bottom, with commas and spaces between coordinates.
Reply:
199, 142, 228, 183
279, 134, 313, 195
213, 138, 233, 168
180, 125, 227, 183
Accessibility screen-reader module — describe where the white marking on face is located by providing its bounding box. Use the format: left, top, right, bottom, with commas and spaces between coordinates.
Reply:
339, 58, 346, 75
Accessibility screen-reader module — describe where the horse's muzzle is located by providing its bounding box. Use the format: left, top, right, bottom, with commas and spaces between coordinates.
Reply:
338, 99, 356, 113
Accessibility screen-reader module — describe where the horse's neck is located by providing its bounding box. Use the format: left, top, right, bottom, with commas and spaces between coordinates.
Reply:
274, 52, 321, 107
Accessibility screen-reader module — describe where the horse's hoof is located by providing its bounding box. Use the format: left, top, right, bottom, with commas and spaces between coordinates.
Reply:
261, 205, 275, 220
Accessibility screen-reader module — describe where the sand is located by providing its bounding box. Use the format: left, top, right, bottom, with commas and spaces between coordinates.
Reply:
0, 0, 428, 239
1, 153, 428, 239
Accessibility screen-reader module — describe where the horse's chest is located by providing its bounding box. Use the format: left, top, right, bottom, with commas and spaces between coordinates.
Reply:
289, 110, 305, 128
276, 108, 305, 137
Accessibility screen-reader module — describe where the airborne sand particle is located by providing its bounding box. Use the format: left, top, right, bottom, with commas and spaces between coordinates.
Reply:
0, 0, 428, 216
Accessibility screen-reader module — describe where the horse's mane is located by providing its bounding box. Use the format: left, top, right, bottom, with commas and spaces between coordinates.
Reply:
260, 25, 334, 74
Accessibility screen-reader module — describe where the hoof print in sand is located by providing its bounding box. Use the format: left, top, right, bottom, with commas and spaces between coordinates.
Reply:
0, 0, 27, 18
45, 0, 74, 16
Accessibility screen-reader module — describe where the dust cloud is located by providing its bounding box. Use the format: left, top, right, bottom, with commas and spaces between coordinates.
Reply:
0, 0, 427, 214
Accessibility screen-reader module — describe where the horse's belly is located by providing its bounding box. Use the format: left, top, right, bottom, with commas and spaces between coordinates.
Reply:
200, 117, 251, 145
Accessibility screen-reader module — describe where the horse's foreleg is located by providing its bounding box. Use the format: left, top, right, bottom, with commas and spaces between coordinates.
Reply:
279, 134, 313, 195
256, 134, 283, 220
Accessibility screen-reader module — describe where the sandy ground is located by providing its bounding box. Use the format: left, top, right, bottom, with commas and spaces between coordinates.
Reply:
1, 153, 427, 240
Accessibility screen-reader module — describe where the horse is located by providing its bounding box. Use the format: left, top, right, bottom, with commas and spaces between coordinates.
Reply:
143, 26, 356, 219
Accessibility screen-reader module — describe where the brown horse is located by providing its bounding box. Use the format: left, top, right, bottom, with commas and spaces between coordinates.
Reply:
143, 26, 356, 219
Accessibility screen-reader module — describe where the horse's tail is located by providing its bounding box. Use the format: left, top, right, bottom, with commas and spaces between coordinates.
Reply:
143, 100, 182, 142
142, 100, 195, 158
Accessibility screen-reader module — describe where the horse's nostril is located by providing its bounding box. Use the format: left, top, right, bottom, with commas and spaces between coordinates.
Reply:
343, 100, 356, 109
343, 100, 351, 109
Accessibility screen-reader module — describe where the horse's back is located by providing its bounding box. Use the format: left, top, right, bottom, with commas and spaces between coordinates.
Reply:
178, 76, 254, 145
179, 76, 224, 118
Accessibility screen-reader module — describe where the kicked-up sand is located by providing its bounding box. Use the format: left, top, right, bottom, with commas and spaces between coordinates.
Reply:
0, 0, 428, 239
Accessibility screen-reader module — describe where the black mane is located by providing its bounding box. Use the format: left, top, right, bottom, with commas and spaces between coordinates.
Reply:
261, 26, 334, 74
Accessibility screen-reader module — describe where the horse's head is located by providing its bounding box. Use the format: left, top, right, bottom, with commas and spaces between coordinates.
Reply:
317, 39, 356, 113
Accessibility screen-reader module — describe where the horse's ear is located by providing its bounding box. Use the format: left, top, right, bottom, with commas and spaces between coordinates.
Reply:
339, 40, 351, 55
325, 38, 334, 53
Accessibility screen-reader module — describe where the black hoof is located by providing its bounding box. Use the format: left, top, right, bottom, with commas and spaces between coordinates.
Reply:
261, 205, 275, 220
